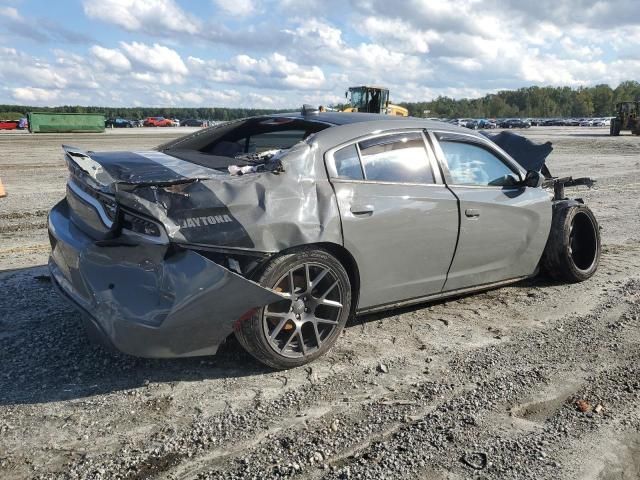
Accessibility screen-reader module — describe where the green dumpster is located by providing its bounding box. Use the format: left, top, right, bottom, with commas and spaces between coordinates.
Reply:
28, 112, 105, 133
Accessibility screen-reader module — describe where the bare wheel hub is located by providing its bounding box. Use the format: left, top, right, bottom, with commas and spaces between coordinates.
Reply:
292, 298, 306, 314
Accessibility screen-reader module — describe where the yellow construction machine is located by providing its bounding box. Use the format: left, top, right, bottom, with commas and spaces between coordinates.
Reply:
610, 101, 640, 135
343, 86, 408, 116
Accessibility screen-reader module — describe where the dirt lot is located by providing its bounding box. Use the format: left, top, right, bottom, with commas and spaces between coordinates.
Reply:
0, 127, 639, 479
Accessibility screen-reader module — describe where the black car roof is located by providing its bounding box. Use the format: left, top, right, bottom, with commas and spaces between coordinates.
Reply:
271, 111, 413, 126
270, 111, 476, 136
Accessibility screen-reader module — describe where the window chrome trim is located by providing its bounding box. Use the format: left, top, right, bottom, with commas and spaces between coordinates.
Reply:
421, 130, 444, 184
329, 178, 449, 187
324, 128, 442, 186
354, 142, 366, 180
440, 184, 525, 190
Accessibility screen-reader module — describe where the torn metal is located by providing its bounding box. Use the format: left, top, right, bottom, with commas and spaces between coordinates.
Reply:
481, 131, 596, 200
48, 198, 284, 357
481, 130, 553, 174
547, 176, 596, 201
52, 136, 342, 357
64, 140, 343, 252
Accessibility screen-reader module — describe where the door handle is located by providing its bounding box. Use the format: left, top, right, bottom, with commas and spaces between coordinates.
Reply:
350, 204, 374, 215
465, 208, 480, 218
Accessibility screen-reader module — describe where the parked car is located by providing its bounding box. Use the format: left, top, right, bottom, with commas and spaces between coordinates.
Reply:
0, 120, 19, 130
463, 119, 479, 129
18, 117, 28, 130
591, 118, 607, 127
476, 119, 497, 129
143, 116, 174, 127
48, 111, 600, 368
172, 118, 181, 127
499, 118, 531, 128
181, 118, 205, 127
105, 118, 136, 128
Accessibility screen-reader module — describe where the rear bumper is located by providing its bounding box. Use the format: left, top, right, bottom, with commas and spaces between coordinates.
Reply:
48, 198, 283, 358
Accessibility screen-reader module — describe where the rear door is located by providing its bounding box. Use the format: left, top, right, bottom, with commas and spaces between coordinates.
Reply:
430, 131, 551, 292
326, 131, 459, 310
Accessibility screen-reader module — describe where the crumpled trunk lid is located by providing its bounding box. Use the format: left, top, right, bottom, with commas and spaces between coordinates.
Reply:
62, 145, 223, 240
63, 145, 222, 191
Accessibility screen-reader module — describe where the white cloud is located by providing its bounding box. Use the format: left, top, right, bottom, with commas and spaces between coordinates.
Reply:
83, 0, 199, 34
91, 45, 131, 71
520, 54, 608, 86
0, 48, 67, 88
189, 52, 327, 90
12, 87, 59, 103
560, 37, 602, 59
213, 0, 257, 17
1, 2, 639, 108
441, 57, 483, 72
284, 19, 428, 86
0, 6, 20, 20
360, 16, 435, 54
119, 42, 188, 80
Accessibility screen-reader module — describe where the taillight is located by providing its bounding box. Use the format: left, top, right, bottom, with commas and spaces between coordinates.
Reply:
101, 198, 118, 221
122, 211, 161, 237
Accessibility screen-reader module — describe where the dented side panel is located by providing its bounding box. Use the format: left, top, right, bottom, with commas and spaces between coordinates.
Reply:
115, 142, 344, 252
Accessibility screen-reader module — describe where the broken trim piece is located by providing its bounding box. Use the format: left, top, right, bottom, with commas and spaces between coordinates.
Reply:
545, 176, 596, 201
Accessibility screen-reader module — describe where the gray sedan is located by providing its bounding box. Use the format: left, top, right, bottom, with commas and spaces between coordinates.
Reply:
48, 109, 600, 368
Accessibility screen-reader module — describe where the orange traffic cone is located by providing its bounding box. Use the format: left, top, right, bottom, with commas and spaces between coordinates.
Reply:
0, 177, 6, 198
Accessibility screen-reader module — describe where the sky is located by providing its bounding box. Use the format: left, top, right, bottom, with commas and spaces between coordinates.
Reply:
0, 0, 639, 108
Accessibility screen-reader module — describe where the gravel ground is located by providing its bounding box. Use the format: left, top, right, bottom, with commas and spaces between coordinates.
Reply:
0, 127, 639, 479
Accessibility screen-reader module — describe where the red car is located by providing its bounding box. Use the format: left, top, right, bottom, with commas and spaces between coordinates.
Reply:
0, 120, 19, 130
143, 117, 174, 127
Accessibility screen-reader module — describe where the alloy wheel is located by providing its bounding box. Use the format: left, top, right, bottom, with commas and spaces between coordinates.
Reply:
262, 262, 344, 358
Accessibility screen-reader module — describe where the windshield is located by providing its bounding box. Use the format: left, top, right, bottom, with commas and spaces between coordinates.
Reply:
349, 87, 388, 113
350, 88, 367, 109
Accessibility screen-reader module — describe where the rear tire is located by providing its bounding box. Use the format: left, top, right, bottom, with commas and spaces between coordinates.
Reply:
541, 203, 600, 283
235, 247, 352, 369
610, 119, 621, 136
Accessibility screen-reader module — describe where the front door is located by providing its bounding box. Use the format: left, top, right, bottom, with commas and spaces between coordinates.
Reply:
431, 131, 552, 291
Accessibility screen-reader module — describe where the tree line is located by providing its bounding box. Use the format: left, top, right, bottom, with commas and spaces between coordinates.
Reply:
0, 106, 290, 121
1, 81, 639, 121
398, 81, 640, 118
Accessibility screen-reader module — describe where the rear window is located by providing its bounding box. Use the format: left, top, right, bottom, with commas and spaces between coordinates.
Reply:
240, 129, 307, 154
158, 117, 330, 170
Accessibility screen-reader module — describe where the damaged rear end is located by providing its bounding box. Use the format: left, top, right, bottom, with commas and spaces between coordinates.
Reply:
48, 146, 286, 358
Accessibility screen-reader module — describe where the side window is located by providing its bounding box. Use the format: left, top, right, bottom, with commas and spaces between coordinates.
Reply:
436, 135, 517, 186
333, 144, 364, 180
357, 132, 434, 184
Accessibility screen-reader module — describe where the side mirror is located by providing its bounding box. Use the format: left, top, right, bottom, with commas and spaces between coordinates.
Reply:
523, 170, 543, 188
